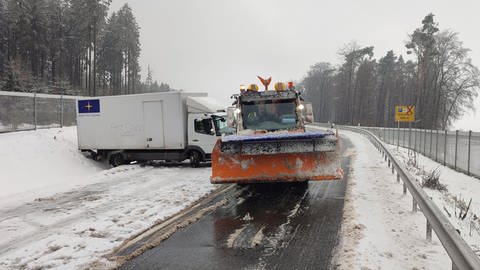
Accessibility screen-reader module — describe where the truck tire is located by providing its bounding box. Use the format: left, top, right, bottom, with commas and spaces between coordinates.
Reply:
189, 150, 201, 168
110, 153, 125, 167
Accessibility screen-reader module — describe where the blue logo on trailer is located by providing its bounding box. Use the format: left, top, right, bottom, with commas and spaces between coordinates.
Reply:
78, 99, 100, 113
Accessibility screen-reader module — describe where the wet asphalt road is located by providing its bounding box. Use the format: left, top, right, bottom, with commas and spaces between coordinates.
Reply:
120, 136, 352, 270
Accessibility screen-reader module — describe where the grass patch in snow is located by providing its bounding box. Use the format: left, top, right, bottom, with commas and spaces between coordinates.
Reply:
422, 168, 447, 192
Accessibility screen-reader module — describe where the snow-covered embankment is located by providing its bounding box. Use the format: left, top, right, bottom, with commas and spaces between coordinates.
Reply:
0, 127, 215, 269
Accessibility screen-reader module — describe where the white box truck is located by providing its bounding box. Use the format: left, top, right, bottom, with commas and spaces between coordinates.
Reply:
76, 91, 231, 167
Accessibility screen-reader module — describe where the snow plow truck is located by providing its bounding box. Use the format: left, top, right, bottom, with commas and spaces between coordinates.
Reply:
210, 77, 344, 184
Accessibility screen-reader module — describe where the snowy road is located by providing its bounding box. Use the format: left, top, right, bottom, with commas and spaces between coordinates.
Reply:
117, 134, 353, 270
0, 163, 216, 269
120, 182, 348, 270
118, 128, 456, 270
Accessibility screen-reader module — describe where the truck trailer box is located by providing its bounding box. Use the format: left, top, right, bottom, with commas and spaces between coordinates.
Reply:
77, 91, 206, 150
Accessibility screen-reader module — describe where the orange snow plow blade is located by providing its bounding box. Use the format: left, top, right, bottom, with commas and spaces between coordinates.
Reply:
210, 131, 343, 184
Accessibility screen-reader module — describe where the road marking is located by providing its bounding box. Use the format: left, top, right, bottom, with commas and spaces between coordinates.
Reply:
110, 185, 233, 266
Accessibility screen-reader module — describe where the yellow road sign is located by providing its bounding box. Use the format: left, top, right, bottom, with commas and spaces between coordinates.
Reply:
395, 106, 415, 122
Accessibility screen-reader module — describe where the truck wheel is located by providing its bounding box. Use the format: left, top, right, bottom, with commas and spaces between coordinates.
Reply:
110, 153, 125, 167
189, 151, 201, 168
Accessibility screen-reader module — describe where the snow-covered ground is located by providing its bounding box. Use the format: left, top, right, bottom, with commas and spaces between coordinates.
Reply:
2, 126, 473, 269
387, 143, 480, 257
333, 130, 451, 269
0, 127, 216, 269
0, 127, 107, 207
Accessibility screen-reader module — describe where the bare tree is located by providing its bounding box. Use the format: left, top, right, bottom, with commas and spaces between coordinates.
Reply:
302, 14, 479, 129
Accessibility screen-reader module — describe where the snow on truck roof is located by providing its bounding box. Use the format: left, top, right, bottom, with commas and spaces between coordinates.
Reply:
187, 96, 226, 113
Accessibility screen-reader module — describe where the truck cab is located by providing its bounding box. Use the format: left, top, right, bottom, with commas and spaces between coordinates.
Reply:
185, 97, 233, 165
187, 113, 232, 161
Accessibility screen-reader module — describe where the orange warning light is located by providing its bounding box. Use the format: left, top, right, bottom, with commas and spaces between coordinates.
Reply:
288, 81, 294, 89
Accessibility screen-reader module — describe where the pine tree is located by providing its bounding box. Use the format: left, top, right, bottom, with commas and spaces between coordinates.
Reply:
0, 0, 145, 96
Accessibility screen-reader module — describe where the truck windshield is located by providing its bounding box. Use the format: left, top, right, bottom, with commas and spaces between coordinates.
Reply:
212, 115, 235, 135
241, 99, 297, 131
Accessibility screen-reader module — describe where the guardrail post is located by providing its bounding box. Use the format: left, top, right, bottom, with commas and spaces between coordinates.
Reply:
444, 130, 447, 166
418, 129, 421, 153
429, 129, 433, 157
454, 130, 458, 170
412, 198, 418, 212
468, 131, 472, 175
387, 128, 390, 144
60, 94, 64, 128
409, 124, 412, 149
392, 164, 394, 174
390, 128, 395, 144
414, 128, 417, 151
426, 220, 432, 241
435, 130, 439, 162
418, 129, 421, 152
423, 129, 427, 155
33, 92, 37, 130
393, 128, 395, 145
403, 127, 406, 147
420, 129, 423, 153
397, 124, 400, 147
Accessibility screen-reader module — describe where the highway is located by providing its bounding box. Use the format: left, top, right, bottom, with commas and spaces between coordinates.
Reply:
118, 136, 352, 270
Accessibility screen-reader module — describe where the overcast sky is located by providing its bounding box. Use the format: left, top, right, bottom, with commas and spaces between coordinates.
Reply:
110, 0, 480, 131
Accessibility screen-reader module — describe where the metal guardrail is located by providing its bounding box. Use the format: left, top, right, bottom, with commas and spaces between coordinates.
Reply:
336, 125, 480, 270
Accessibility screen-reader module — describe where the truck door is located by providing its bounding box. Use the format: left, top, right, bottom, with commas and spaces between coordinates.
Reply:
143, 101, 165, 148
188, 114, 217, 154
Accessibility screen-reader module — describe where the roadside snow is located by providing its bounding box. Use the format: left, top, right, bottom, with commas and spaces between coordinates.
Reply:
387, 143, 480, 257
0, 127, 108, 207
333, 130, 451, 269
0, 127, 216, 270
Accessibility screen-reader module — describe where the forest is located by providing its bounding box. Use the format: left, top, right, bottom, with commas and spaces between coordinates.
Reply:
1, 5, 478, 130
0, 0, 168, 96
302, 14, 480, 130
